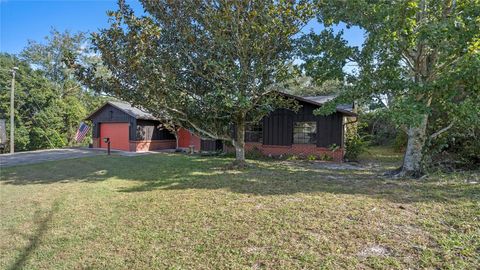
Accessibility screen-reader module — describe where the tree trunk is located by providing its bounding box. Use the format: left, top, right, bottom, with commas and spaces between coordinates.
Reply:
400, 114, 428, 177
174, 128, 179, 150
233, 116, 246, 165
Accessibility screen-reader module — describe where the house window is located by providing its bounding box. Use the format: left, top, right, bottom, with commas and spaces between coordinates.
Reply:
293, 121, 317, 144
109, 110, 114, 120
245, 123, 263, 143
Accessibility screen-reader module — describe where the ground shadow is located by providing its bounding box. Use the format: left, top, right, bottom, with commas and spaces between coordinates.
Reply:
7, 200, 60, 270
1, 153, 479, 204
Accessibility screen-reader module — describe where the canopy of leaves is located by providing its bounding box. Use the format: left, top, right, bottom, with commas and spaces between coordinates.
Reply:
0, 30, 105, 152
74, 0, 311, 141
312, 0, 480, 124
283, 77, 342, 96
303, 0, 480, 169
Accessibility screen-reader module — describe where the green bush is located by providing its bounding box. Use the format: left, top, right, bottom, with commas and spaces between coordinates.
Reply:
359, 110, 398, 146
393, 131, 407, 152
344, 134, 369, 161
320, 154, 333, 161
245, 146, 266, 160
286, 155, 299, 161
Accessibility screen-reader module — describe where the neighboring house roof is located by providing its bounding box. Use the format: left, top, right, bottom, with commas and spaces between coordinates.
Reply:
85, 101, 159, 121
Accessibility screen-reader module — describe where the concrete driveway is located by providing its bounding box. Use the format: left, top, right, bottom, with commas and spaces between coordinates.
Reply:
0, 148, 105, 168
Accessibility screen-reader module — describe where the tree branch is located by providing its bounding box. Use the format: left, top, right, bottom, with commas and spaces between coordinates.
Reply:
430, 121, 455, 140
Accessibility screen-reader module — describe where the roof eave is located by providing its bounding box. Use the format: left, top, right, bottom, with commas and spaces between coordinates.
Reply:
84, 101, 110, 121
336, 108, 358, 117
279, 91, 357, 116
84, 101, 159, 121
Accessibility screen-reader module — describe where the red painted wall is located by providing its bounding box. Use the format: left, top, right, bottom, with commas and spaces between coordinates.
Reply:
177, 128, 191, 148
99, 123, 130, 151
177, 128, 201, 151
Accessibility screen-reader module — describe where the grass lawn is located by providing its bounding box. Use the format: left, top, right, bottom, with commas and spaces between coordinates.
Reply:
0, 147, 479, 269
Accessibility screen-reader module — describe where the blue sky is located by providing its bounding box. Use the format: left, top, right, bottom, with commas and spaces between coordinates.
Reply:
1, 0, 365, 55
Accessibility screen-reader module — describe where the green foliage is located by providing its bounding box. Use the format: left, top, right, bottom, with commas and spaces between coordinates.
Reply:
394, 131, 408, 153
328, 143, 340, 153
297, 28, 357, 84
286, 154, 299, 161
425, 126, 480, 171
0, 54, 65, 151
0, 30, 104, 152
245, 146, 265, 160
306, 154, 317, 161
302, 0, 480, 172
319, 153, 333, 161
344, 133, 369, 162
72, 0, 312, 162
360, 110, 399, 146
284, 76, 342, 97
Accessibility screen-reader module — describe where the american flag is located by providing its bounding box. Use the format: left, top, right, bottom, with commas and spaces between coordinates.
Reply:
74, 122, 90, 143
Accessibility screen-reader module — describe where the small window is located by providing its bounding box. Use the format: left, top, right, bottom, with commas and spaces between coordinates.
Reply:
109, 110, 114, 119
293, 122, 317, 144
245, 123, 263, 143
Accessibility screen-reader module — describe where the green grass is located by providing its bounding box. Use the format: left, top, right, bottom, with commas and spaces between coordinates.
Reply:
0, 148, 479, 269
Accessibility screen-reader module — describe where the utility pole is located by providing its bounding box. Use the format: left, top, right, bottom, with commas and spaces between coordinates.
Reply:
10, 67, 18, 154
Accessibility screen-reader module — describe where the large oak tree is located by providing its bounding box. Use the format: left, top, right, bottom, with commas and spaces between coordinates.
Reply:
73, 0, 311, 164
301, 0, 480, 176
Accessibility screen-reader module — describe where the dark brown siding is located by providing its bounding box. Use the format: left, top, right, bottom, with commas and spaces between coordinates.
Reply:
263, 108, 293, 145
90, 104, 136, 140
262, 101, 344, 147
317, 112, 343, 147
136, 120, 175, 141
200, 139, 223, 151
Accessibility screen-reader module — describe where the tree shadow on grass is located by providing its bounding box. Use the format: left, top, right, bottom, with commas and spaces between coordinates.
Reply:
7, 200, 60, 270
0, 153, 228, 185
1, 153, 479, 204
116, 159, 480, 204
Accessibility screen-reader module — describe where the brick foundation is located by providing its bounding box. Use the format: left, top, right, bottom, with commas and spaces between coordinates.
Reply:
129, 140, 176, 152
234, 142, 344, 162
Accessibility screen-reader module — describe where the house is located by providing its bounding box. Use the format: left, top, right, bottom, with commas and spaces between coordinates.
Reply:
85, 101, 220, 152
85, 101, 177, 152
239, 93, 356, 161
86, 94, 356, 161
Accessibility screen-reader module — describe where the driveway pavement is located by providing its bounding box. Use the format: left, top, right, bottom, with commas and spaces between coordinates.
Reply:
0, 148, 105, 168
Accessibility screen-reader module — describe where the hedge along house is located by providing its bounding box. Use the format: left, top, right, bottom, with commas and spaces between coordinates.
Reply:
238, 93, 357, 162
85, 101, 176, 152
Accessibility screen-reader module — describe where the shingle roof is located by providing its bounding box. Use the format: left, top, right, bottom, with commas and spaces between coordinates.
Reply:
85, 101, 159, 121
302, 95, 337, 104
86, 92, 356, 122
302, 96, 355, 115
279, 92, 357, 116
107, 101, 158, 120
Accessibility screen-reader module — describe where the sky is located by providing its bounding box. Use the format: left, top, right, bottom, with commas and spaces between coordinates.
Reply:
1, 0, 365, 55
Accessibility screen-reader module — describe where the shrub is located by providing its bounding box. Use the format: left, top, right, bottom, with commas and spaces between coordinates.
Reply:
360, 110, 398, 146
287, 155, 299, 161
344, 134, 368, 161
329, 144, 340, 153
245, 146, 265, 160
320, 154, 333, 161
393, 131, 407, 152
307, 154, 317, 161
